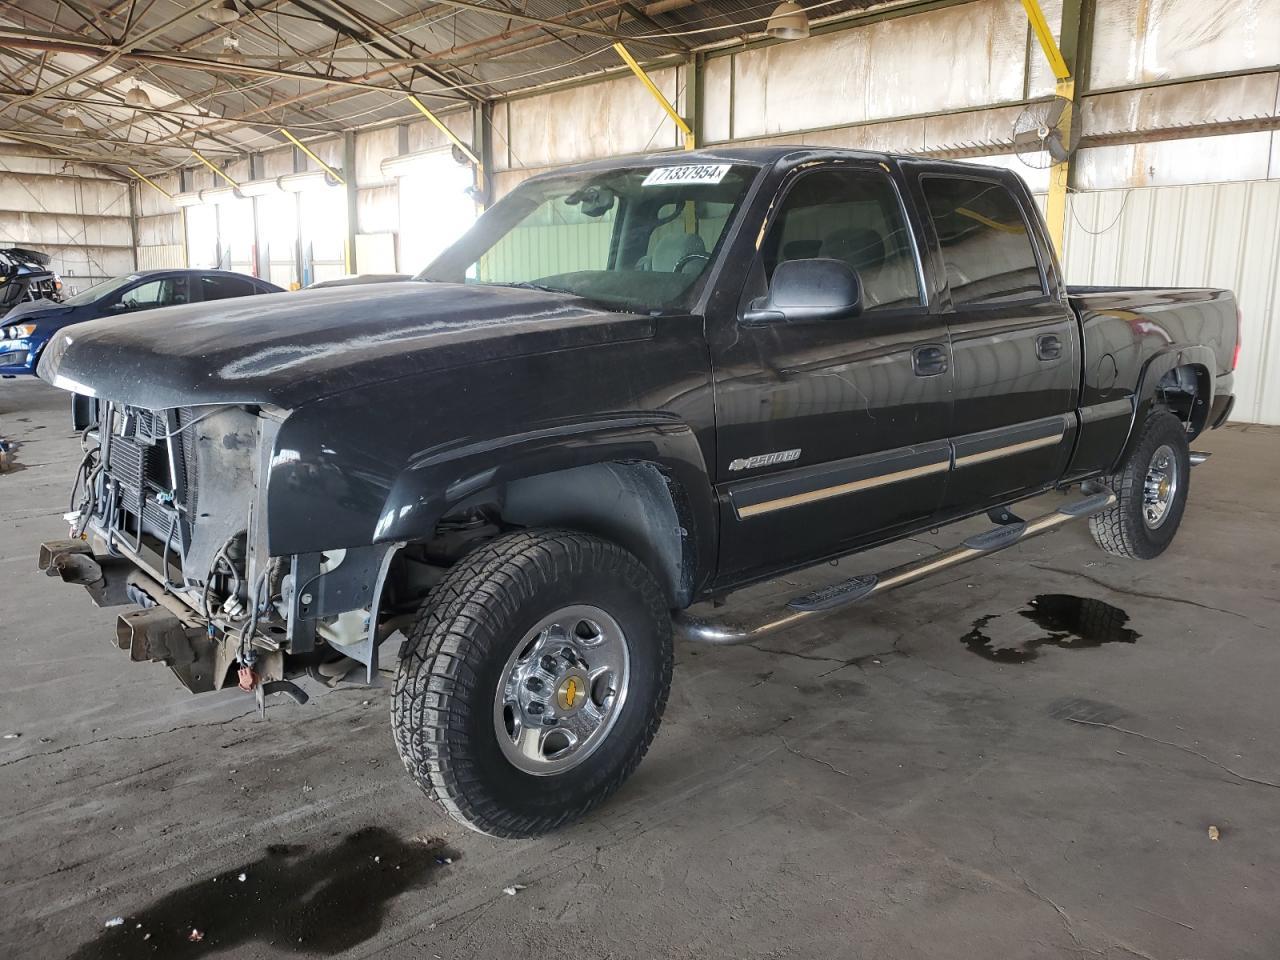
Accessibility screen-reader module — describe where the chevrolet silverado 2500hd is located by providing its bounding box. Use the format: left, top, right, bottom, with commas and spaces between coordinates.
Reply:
37, 147, 1239, 837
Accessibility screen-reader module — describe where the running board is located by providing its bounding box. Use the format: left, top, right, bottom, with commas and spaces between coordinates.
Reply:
674, 481, 1116, 645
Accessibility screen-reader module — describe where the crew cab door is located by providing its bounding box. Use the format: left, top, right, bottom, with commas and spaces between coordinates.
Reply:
906, 166, 1080, 511
709, 161, 952, 585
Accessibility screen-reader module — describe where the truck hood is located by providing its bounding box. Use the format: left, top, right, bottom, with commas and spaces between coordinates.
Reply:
37, 281, 654, 410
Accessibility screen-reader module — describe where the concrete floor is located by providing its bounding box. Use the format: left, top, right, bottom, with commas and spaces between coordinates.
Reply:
2, 375, 1279, 960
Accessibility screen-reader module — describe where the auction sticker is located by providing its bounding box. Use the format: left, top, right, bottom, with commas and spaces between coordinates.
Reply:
642, 164, 731, 186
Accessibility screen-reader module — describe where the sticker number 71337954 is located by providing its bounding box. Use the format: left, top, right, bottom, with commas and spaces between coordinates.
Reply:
641, 164, 731, 187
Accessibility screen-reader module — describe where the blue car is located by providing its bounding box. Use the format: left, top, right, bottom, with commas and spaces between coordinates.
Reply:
1, 269, 283, 378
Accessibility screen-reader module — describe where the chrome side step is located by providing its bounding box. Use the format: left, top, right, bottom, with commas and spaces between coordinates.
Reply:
675, 481, 1116, 646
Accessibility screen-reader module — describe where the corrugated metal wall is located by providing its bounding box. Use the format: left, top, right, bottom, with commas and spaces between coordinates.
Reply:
0, 147, 136, 295
1062, 182, 1280, 425
135, 170, 185, 273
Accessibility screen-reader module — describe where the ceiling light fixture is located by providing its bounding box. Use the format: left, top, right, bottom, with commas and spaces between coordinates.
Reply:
125, 84, 152, 108
765, 0, 810, 40
219, 34, 246, 65
203, 1, 240, 24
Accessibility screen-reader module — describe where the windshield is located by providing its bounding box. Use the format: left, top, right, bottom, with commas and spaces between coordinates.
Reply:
420, 163, 758, 313
62, 274, 137, 307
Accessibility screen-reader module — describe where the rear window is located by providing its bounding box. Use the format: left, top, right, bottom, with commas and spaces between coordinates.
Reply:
921, 176, 1044, 306
200, 275, 257, 301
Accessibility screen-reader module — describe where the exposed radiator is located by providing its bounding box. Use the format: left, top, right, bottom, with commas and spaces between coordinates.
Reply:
102, 405, 199, 546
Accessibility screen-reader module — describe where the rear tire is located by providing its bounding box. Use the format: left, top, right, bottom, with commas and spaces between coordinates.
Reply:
392, 529, 672, 838
1089, 410, 1190, 559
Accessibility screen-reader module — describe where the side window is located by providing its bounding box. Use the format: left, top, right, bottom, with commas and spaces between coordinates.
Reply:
763, 169, 921, 312
119, 278, 180, 310
200, 275, 256, 301
920, 176, 1045, 305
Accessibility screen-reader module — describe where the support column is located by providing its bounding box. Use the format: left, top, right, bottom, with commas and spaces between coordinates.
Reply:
248, 154, 266, 280
688, 52, 703, 151
127, 179, 140, 272
344, 131, 358, 274
1019, 0, 1092, 257
476, 100, 495, 208
293, 144, 305, 288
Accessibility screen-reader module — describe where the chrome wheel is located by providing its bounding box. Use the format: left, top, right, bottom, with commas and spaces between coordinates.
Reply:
1142, 443, 1179, 529
493, 604, 630, 776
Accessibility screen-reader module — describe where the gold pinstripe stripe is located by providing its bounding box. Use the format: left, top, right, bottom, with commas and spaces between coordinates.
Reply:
953, 430, 1064, 468
736, 459, 950, 519
736, 422, 1066, 519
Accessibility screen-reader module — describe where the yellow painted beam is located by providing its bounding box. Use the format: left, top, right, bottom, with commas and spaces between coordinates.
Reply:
279, 128, 345, 185
613, 42, 695, 150
1019, 0, 1073, 255
406, 96, 480, 166
127, 166, 173, 201
190, 149, 240, 189
1019, 0, 1070, 80
406, 95, 485, 197
1043, 78, 1074, 257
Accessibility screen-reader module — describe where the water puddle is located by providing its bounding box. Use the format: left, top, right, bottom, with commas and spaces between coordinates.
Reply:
69, 828, 459, 958
961, 594, 1139, 664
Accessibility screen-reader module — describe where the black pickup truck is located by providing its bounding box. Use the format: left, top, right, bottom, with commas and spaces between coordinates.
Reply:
37, 147, 1239, 838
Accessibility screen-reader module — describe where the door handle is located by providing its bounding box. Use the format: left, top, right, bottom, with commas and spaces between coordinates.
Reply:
912, 343, 948, 377
1036, 333, 1063, 361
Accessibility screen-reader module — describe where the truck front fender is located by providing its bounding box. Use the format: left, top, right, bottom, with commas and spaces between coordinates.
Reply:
375, 414, 717, 603
267, 390, 717, 600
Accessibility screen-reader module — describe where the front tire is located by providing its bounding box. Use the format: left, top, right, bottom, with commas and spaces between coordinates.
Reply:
392, 529, 673, 838
1089, 410, 1191, 559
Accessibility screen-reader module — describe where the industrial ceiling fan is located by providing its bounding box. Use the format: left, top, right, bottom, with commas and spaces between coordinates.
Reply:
1012, 96, 1081, 169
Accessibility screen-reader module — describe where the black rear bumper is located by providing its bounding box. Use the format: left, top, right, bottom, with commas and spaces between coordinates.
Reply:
1210, 391, 1235, 429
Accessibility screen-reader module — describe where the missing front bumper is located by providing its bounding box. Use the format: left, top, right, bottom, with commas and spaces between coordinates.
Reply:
37, 540, 229, 693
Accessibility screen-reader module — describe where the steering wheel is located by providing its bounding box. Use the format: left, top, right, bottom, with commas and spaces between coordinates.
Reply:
673, 253, 710, 274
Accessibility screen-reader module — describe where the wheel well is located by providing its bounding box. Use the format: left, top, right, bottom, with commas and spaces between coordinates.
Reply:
382, 461, 695, 614
500, 462, 693, 606
1155, 363, 1211, 439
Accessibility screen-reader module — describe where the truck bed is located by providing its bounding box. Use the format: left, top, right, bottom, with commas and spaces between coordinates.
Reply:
1068, 284, 1237, 379
1063, 283, 1238, 480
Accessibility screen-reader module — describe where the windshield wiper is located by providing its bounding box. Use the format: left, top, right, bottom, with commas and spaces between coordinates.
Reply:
487, 281, 573, 295
479, 280, 628, 313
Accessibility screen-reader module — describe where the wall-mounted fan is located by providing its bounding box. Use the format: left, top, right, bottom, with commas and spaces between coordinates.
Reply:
1012, 96, 1081, 169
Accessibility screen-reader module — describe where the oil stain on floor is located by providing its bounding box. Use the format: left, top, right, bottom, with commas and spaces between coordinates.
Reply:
69, 828, 460, 959
961, 594, 1140, 664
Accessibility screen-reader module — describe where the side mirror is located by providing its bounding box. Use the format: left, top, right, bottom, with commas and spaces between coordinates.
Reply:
742, 258, 863, 325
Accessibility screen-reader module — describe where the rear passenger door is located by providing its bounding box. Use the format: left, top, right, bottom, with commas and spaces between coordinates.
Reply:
908, 167, 1079, 512
709, 161, 952, 584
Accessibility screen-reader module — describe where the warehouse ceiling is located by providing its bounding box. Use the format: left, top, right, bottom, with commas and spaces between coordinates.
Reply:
0, 0, 896, 175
